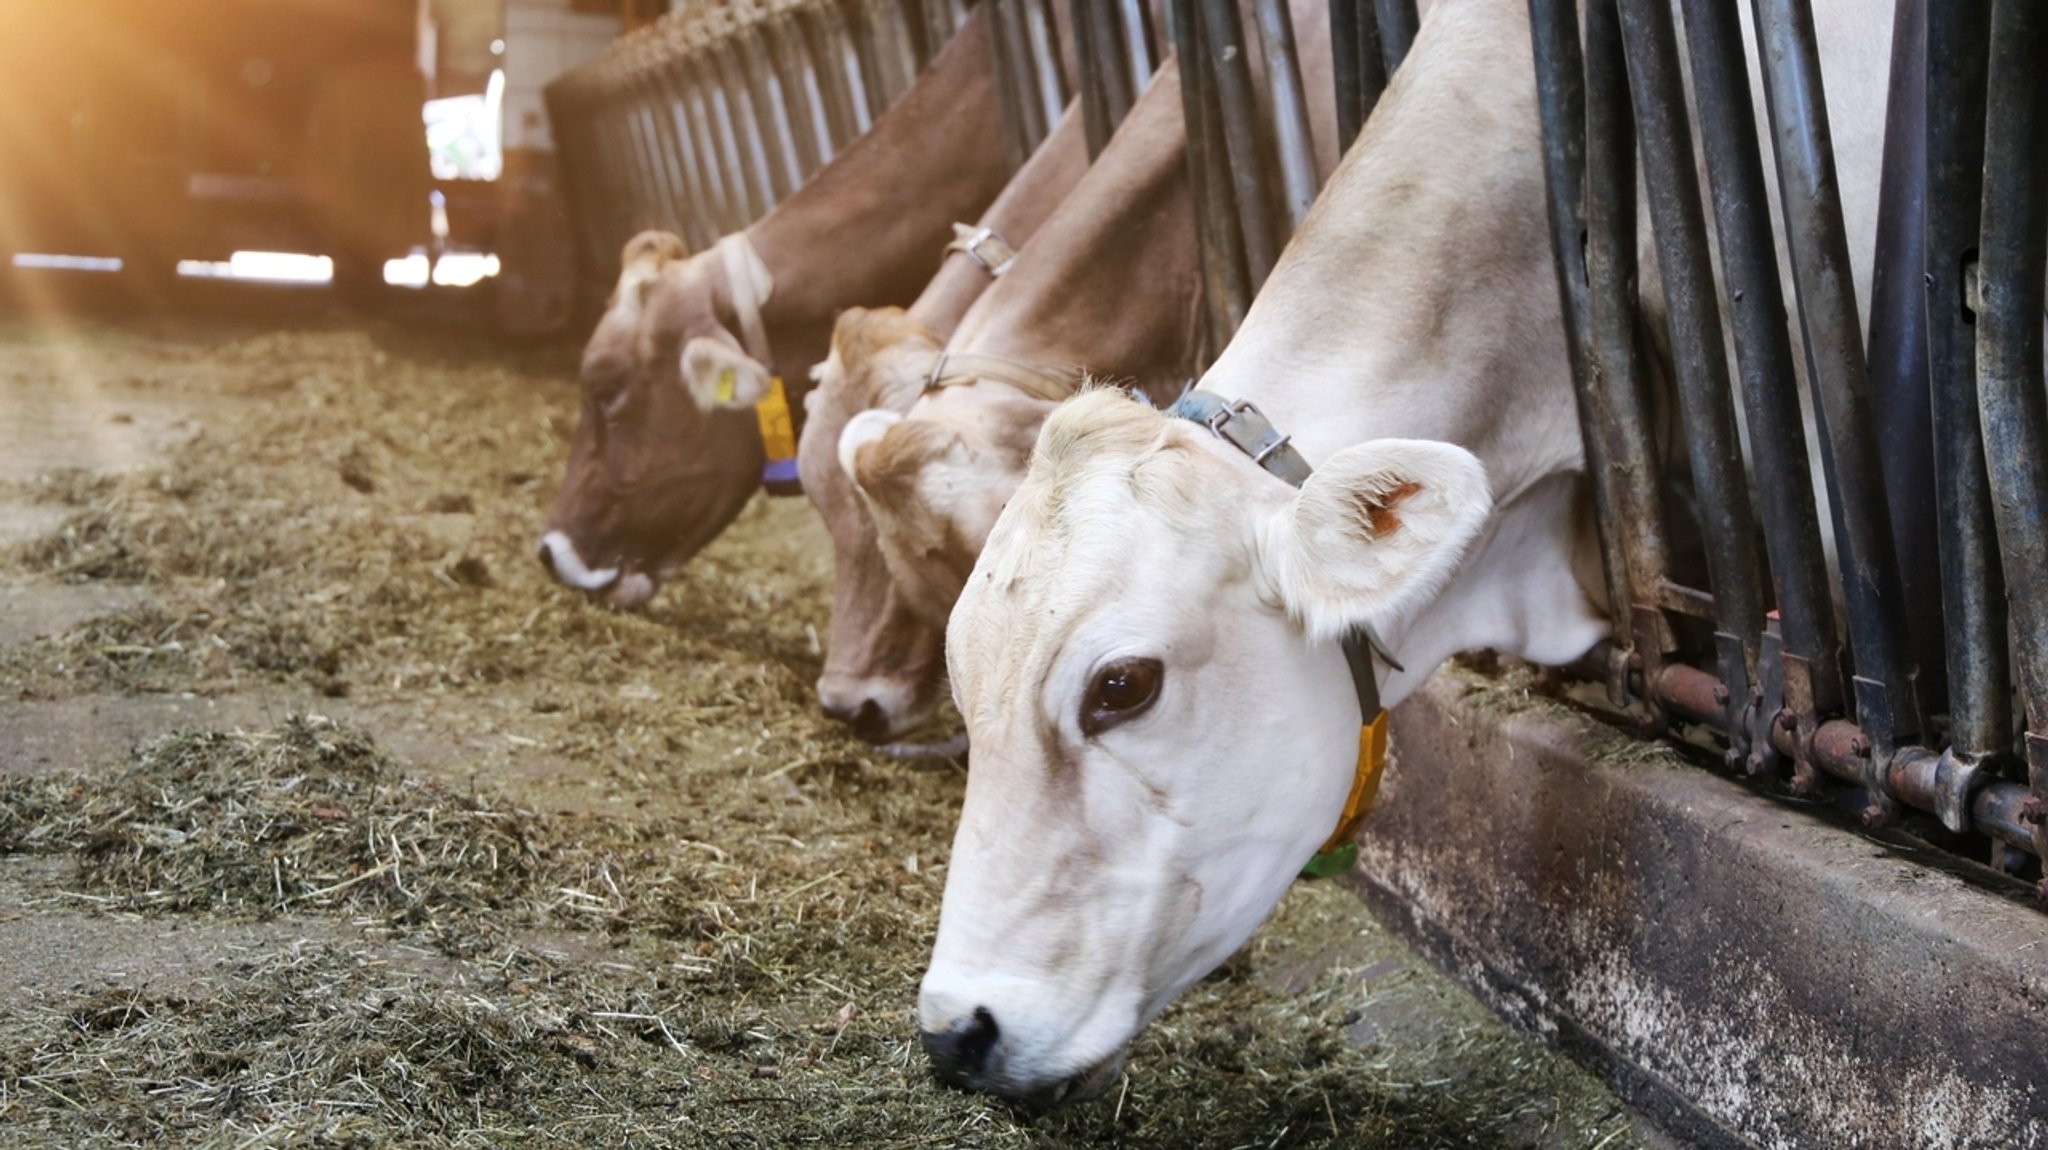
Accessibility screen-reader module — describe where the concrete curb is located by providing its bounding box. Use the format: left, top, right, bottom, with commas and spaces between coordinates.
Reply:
1352, 665, 2048, 1150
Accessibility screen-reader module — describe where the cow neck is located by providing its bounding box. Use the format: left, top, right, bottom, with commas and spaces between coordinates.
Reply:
1167, 388, 1397, 879
923, 350, 1076, 404
715, 232, 803, 491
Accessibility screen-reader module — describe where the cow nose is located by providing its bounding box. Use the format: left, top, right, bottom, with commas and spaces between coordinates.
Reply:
823, 698, 892, 743
537, 539, 559, 579
921, 1007, 1000, 1084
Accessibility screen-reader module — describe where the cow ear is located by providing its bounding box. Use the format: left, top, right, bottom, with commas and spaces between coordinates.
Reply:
680, 337, 772, 410
1255, 439, 1492, 641
838, 409, 903, 487
618, 230, 686, 303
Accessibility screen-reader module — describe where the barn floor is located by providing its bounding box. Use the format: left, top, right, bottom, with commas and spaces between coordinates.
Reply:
0, 317, 1671, 1149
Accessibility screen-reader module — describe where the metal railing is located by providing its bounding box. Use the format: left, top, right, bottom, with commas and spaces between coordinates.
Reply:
545, 0, 968, 280
1528, 0, 2047, 889
1171, 0, 1414, 352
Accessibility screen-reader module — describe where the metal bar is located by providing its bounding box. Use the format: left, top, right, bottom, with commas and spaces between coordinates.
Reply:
1022, 0, 1072, 134
1169, 0, 1252, 346
1528, 0, 1634, 705
1331, 0, 1388, 155
737, 27, 806, 197
713, 39, 783, 210
679, 60, 742, 233
1071, 0, 1112, 156
657, 72, 719, 249
798, 4, 861, 150
1752, 0, 1923, 822
1089, 0, 1139, 137
1975, 0, 2048, 876
1868, 0, 1944, 722
1372, 0, 1418, 75
1679, 0, 1843, 782
1652, 663, 2042, 857
1198, 0, 1280, 289
1922, 0, 2009, 833
1618, 0, 1766, 751
764, 12, 832, 174
635, 77, 691, 237
1584, 0, 1677, 707
991, 0, 1044, 163
1253, 0, 1319, 236
1115, 0, 1156, 89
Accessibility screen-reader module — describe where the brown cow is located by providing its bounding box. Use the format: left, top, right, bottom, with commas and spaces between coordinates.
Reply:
797, 107, 1092, 740
809, 25, 1337, 736
538, 10, 1017, 610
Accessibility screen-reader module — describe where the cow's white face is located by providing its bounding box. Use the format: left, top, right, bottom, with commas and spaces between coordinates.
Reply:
920, 392, 1491, 1103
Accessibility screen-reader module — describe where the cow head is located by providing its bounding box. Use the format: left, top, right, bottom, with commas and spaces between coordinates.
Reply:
795, 307, 949, 740
838, 376, 1055, 629
918, 391, 1491, 1104
539, 231, 773, 609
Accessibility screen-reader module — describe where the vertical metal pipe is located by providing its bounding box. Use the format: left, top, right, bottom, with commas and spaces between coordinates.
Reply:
1752, 0, 1923, 809
1868, 0, 1944, 720
1678, 0, 1843, 777
1618, 0, 1767, 747
1527, 0, 1633, 705
1021, 0, 1072, 135
679, 61, 740, 233
737, 27, 806, 196
1089, 0, 1139, 133
1072, 0, 1114, 157
799, 4, 860, 150
1198, 0, 1280, 289
1115, 0, 1156, 89
658, 71, 720, 249
764, 12, 832, 173
1169, 2, 1252, 345
1253, 0, 1318, 235
1372, 0, 1418, 75
713, 39, 783, 209
1923, 0, 2009, 821
635, 78, 691, 237
1974, 0, 2048, 870
1333, 0, 1388, 154
986, 0, 1034, 168
1584, 0, 1676, 698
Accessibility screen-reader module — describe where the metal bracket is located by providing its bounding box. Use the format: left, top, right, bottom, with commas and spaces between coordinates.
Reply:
1852, 675, 1901, 827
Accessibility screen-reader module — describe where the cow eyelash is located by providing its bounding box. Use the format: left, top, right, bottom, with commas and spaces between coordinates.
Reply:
1080, 657, 1163, 737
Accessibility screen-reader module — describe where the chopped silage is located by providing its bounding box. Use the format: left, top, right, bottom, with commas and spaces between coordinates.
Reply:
0, 322, 1653, 1148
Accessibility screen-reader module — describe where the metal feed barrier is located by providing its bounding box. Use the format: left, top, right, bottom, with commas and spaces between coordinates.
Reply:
1170, 0, 1416, 352
544, 0, 1115, 291
1521, 0, 2048, 887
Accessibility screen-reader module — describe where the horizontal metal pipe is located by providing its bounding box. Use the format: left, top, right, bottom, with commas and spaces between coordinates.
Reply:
1652, 663, 2040, 856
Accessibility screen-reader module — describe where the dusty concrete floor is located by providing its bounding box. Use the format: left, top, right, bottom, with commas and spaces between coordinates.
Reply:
0, 318, 1675, 1149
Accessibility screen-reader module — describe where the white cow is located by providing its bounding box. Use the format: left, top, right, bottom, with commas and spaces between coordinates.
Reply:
917, 0, 1894, 1104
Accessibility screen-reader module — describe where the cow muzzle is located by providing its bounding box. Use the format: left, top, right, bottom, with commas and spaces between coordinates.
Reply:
919, 1005, 1124, 1107
537, 531, 660, 609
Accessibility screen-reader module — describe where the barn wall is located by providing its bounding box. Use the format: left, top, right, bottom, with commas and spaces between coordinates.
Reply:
1357, 664, 2048, 1150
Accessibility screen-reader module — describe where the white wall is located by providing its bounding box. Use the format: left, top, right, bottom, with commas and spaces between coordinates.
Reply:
502, 0, 619, 151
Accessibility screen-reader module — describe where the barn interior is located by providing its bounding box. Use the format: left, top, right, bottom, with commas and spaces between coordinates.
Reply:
3, 1, 2042, 1148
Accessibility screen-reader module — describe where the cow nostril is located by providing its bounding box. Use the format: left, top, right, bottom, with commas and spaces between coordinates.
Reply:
851, 700, 890, 743
921, 1006, 1001, 1082
537, 540, 558, 578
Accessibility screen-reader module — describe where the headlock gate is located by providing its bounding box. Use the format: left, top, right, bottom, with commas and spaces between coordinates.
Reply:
1515, 0, 2046, 888
547, 0, 2047, 891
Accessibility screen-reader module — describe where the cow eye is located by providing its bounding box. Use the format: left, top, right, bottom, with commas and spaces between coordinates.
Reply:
1081, 657, 1163, 736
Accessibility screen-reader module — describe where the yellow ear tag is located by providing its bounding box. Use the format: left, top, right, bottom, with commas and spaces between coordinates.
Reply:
714, 366, 738, 405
